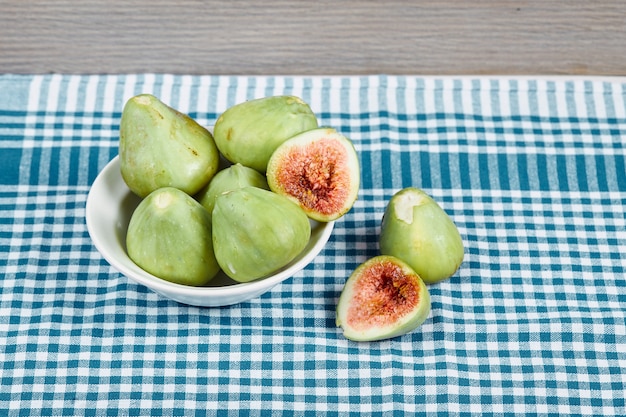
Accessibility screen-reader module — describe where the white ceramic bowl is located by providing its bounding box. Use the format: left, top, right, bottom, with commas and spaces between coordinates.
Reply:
86, 156, 334, 307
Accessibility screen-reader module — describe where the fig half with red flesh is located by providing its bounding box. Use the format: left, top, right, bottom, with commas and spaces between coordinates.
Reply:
266, 127, 360, 222
336, 255, 431, 342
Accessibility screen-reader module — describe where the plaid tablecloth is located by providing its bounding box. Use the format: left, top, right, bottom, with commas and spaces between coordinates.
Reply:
1, 74, 625, 416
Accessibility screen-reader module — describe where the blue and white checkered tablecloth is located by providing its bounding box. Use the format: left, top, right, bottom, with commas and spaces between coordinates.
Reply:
1, 74, 625, 416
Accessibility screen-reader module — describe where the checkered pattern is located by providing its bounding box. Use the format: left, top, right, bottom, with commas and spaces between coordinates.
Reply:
1, 74, 625, 416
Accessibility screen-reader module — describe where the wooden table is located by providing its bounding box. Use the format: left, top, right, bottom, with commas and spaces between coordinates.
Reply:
2, 1, 625, 75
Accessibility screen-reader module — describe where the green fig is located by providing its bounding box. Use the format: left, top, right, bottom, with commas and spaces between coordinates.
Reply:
212, 187, 311, 282
120, 94, 220, 198
126, 187, 220, 286
336, 255, 431, 342
213, 95, 318, 173
195, 163, 269, 215
379, 187, 464, 284
267, 127, 360, 222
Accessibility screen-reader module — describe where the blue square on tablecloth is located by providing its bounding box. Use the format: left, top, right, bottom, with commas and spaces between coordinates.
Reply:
0, 148, 21, 184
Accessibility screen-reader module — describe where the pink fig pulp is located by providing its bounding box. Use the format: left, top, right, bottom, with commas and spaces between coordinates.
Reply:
266, 128, 360, 222
336, 255, 431, 342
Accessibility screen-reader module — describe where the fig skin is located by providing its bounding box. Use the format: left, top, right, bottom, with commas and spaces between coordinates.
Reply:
379, 187, 464, 284
120, 94, 220, 198
195, 163, 270, 215
336, 255, 431, 342
126, 187, 221, 287
212, 95, 318, 173
266, 127, 360, 222
212, 186, 311, 283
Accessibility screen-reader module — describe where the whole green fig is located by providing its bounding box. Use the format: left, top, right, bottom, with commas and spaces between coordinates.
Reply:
212, 187, 311, 282
126, 187, 220, 286
379, 187, 464, 284
195, 163, 269, 215
212, 95, 318, 173
120, 94, 220, 198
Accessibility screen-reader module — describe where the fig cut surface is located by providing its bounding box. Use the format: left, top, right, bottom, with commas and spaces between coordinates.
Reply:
267, 127, 360, 222
336, 255, 430, 342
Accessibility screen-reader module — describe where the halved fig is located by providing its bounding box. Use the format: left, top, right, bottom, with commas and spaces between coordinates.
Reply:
266, 127, 360, 222
379, 187, 464, 284
336, 255, 431, 342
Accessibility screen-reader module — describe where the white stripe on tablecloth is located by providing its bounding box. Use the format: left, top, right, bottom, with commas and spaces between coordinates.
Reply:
122, 73, 137, 105
176, 74, 192, 114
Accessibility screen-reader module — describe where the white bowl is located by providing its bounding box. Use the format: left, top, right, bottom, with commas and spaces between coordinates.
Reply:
85, 156, 334, 307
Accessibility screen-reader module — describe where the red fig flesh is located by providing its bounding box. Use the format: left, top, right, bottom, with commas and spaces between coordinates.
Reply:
266, 128, 360, 222
336, 255, 431, 342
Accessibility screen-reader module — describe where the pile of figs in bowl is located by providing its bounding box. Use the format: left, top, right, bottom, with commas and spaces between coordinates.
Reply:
87, 93, 465, 342
86, 95, 358, 307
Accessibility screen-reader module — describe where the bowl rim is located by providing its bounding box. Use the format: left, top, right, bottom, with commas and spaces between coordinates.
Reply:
85, 155, 335, 302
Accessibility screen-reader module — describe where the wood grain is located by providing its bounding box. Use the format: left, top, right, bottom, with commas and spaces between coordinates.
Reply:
1, 0, 625, 75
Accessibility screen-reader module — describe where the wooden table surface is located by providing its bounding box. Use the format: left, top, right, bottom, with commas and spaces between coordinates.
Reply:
1, 0, 625, 75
